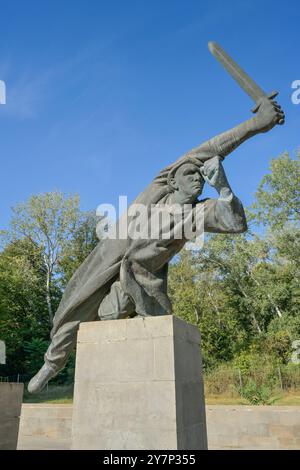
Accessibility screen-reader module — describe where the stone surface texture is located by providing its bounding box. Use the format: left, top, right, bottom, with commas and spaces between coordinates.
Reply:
71, 315, 207, 450
0, 382, 23, 450
17, 404, 300, 450
18, 404, 72, 450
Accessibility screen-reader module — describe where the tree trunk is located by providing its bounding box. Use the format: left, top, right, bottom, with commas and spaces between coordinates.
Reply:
237, 282, 262, 334
247, 270, 283, 318
45, 269, 53, 326
208, 291, 221, 326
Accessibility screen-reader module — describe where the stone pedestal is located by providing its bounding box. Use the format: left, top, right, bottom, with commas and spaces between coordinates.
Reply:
0, 383, 24, 450
72, 315, 207, 450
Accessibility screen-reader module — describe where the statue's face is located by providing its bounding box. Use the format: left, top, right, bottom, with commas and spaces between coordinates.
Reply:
173, 163, 204, 200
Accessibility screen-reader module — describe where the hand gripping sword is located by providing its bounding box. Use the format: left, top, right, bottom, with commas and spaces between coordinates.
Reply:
208, 41, 284, 125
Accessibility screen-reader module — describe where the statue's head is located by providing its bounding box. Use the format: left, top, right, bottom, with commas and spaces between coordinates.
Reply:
168, 162, 205, 202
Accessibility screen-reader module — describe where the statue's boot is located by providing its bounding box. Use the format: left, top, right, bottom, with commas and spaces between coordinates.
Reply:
27, 363, 58, 394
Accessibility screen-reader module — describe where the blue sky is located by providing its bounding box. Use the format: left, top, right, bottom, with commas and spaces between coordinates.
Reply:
0, 0, 299, 228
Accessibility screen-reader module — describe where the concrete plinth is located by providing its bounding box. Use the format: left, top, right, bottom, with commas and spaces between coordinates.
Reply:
72, 315, 207, 450
0, 382, 24, 450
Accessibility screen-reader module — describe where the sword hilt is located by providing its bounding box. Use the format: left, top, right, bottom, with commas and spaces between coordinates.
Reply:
251, 91, 284, 125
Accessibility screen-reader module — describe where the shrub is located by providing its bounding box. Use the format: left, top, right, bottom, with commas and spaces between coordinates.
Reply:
239, 379, 280, 405
204, 364, 240, 397
280, 363, 300, 389
233, 351, 280, 389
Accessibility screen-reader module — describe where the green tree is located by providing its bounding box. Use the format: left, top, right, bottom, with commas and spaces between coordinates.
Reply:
9, 192, 80, 325
251, 152, 300, 228
0, 194, 100, 379
58, 211, 98, 285
168, 250, 200, 326
168, 248, 248, 368
23, 338, 50, 377
0, 239, 50, 376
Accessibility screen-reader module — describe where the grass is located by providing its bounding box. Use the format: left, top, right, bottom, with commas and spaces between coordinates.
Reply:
275, 391, 300, 405
205, 390, 300, 406
22, 383, 300, 406
23, 383, 74, 404
205, 395, 248, 405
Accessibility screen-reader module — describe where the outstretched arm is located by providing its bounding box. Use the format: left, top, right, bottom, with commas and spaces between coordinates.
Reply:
153, 95, 284, 188
187, 96, 285, 162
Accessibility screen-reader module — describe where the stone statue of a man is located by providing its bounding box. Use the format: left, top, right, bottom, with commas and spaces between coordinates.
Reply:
28, 96, 284, 393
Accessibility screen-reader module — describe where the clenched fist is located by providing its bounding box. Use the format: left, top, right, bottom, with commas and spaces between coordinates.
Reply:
255, 96, 285, 133
201, 156, 230, 191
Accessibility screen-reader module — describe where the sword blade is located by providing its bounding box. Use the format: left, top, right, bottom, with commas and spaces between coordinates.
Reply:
208, 41, 266, 104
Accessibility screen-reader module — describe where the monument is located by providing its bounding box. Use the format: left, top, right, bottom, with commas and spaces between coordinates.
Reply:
0, 342, 24, 450
72, 316, 207, 450
27, 42, 284, 450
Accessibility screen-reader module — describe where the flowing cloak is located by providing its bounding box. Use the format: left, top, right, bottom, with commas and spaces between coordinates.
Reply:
50, 151, 247, 338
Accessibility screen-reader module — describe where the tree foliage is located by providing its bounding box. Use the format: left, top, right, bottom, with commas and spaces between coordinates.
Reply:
251, 152, 300, 228
0, 193, 98, 377
9, 192, 80, 324
169, 152, 300, 369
